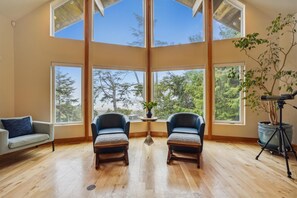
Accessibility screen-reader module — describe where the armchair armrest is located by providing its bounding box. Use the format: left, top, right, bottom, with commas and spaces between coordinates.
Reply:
91, 116, 99, 144
196, 116, 205, 152
0, 128, 9, 155
32, 121, 54, 141
166, 114, 176, 137
122, 115, 130, 138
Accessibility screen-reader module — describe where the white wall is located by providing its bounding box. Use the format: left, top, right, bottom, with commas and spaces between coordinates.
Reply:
0, 14, 14, 117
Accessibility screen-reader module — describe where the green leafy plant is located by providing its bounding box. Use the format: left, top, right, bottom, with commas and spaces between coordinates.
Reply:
142, 101, 157, 111
229, 13, 297, 125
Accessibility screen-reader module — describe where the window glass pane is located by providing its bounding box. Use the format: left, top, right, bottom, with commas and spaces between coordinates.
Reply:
52, 0, 84, 40
93, 69, 145, 120
55, 66, 82, 123
93, 0, 144, 47
153, 69, 205, 119
153, 0, 204, 47
213, 0, 243, 40
214, 66, 241, 122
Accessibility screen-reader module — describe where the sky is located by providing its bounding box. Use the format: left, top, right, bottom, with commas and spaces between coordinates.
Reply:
54, 0, 229, 45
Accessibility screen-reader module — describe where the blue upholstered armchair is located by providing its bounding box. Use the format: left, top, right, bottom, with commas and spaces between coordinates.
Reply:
91, 113, 130, 153
167, 113, 205, 152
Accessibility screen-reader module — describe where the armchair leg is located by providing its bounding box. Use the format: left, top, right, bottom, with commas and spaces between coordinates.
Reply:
197, 151, 200, 169
167, 146, 172, 164
52, 141, 55, 152
124, 146, 129, 166
95, 153, 100, 169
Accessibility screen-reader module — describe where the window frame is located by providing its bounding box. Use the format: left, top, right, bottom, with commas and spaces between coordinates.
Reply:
91, 66, 146, 120
213, 62, 245, 125
152, 65, 206, 120
51, 63, 84, 125
212, 0, 245, 41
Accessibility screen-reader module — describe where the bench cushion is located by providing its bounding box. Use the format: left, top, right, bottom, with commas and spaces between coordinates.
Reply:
94, 134, 128, 148
167, 133, 201, 147
8, 134, 50, 149
172, 127, 198, 134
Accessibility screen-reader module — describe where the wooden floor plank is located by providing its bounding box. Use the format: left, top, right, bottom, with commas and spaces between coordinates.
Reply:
0, 138, 297, 197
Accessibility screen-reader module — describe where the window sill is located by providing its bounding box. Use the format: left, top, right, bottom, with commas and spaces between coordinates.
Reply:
214, 122, 245, 126
54, 122, 84, 127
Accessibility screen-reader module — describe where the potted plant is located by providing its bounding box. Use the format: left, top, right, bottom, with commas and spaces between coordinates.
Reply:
229, 13, 297, 149
142, 101, 157, 118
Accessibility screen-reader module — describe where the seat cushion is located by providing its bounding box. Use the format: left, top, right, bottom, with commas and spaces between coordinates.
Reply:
8, 134, 50, 149
94, 133, 128, 148
172, 127, 198, 134
98, 128, 124, 135
1, 117, 33, 138
167, 133, 201, 147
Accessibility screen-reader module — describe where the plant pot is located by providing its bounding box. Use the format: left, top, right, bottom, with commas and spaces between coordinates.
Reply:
258, 122, 293, 151
146, 110, 152, 118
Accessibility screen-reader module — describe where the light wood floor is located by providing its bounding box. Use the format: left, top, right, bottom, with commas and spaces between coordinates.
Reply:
0, 138, 297, 198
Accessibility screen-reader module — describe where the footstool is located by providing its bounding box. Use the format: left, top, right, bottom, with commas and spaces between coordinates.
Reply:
94, 133, 129, 169
167, 133, 202, 168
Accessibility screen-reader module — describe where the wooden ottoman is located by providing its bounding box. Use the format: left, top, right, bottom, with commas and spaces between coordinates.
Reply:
167, 133, 202, 168
94, 133, 129, 169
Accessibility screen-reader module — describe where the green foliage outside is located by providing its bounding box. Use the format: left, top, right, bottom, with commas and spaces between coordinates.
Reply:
153, 70, 205, 119
55, 69, 81, 123
215, 67, 240, 121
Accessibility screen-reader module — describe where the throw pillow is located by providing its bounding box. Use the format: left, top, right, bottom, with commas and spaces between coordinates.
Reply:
1, 117, 33, 138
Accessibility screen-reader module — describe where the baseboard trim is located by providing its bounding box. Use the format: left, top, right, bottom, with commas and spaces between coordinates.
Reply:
205, 135, 258, 142
54, 137, 89, 143
129, 132, 147, 138
129, 131, 167, 137
151, 131, 167, 137
53, 133, 295, 146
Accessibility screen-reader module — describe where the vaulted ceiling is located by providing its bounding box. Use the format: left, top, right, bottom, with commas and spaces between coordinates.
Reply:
0, 0, 296, 21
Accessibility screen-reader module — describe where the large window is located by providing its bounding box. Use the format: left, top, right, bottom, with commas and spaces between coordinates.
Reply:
213, 0, 245, 40
51, 0, 84, 40
153, 0, 204, 47
153, 69, 205, 119
214, 64, 243, 123
93, 68, 145, 120
52, 65, 83, 124
93, 0, 144, 47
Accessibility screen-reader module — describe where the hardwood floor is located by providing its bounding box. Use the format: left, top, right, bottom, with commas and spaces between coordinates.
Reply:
0, 138, 297, 198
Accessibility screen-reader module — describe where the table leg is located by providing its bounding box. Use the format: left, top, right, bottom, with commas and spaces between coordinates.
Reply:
144, 121, 154, 146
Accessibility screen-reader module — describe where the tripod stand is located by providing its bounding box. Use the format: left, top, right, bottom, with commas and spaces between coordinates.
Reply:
256, 100, 297, 178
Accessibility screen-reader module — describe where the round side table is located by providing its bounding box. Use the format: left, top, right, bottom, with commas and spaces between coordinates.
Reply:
140, 117, 158, 146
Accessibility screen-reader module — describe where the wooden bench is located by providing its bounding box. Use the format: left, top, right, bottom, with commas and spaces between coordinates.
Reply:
94, 133, 129, 169
167, 133, 202, 168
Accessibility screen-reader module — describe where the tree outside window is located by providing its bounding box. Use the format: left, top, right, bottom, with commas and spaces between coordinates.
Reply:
214, 65, 241, 122
54, 66, 82, 123
153, 69, 205, 119
93, 69, 145, 120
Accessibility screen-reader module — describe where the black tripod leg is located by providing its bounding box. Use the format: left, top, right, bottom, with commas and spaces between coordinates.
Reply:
283, 129, 297, 161
280, 129, 292, 178
256, 128, 278, 160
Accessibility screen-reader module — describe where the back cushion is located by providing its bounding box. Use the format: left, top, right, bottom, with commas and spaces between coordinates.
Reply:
1, 117, 33, 138
99, 114, 123, 129
175, 114, 198, 128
